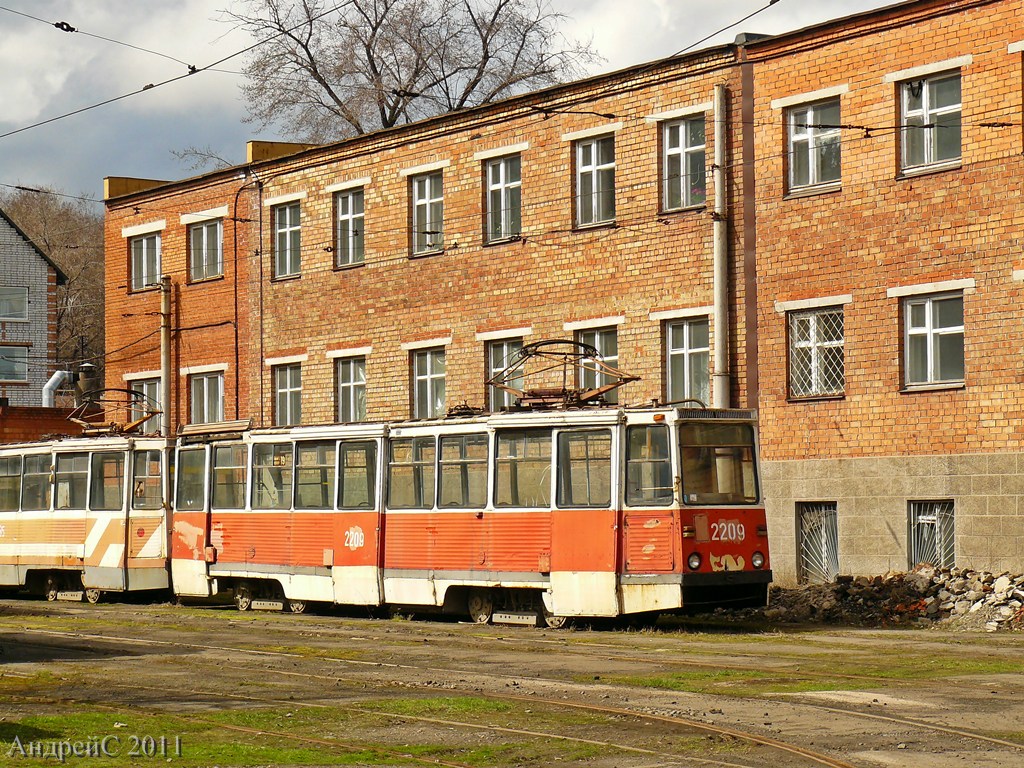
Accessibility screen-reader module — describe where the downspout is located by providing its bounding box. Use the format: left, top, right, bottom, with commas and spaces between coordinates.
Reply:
712, 82, 731, 409
41, 370, 71, 407
159, 274, 172, 437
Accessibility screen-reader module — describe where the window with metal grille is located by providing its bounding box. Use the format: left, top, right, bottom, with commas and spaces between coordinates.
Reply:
909, 500, 954, 569
797, 502, 839, 584
789, 307, 844, 397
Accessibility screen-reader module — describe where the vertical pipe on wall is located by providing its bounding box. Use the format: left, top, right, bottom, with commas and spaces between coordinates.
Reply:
159, 274, 172, 437
712, 82, 730, 409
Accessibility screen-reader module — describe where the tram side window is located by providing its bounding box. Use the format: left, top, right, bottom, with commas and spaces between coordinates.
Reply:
132, 450, 163, 509
212, 444, 247, 510
439, 434, 488, 508
679, 422, 758, 505
387, 437, 435, 509
252, 443, 293, 510
176, 448, 206, 510
0, 456, 22, 511
22, 455, 52, 511
556, 430, 612, 508
55, 453, 89, 509
625, 425, 673, 506
89, 452, 125, 511
495, 430, 551, 508
296, 441, 335, 509
339, 441, 376, 509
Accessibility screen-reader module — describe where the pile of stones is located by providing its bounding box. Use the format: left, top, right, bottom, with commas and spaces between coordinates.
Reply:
746, 566, 1024, 632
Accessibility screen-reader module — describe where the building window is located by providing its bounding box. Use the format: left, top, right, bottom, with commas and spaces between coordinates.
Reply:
412, 348, 446, 418
189, 372, 224, 424
487, 338, 523, 411
578, 327, 618, 404
336, 356, 366, 422
663, 117, 706, 210
129, 377, 161, 434
485, 155, 522, 243
788, 99, 841, 190
411, 172, 444, 254
335, 189, 365, 267
274, 363, 302, 426
904, 293, 963, 387
188, 220, 223, 281
575, 135, 615, 226
797, 502, 839, 585
909, 500, 954, 569
0, 345, 28, 382
789, 307, 845, 398
901, 73, 961, 171
0, 287, 28, 321
130, 233, 161, 291
666, 318, 710, 405
273, 201, 301, 277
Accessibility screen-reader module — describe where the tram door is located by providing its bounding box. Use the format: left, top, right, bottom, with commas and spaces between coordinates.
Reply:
82, 450, 127, 590
621, 423, 676, 574
126, 448, 170, 590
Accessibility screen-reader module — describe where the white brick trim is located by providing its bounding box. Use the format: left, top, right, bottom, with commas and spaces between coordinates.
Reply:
1009, 41, 1024, 54
325, 177, 371, 194
770, 84, 849, 111
475, 326, 532, 342
326, 345, 372, 359
774, 295, 853, 314
123, 369, 162, 382
473, 143, 530, 161
882, 56, 972, 84
180, 206, 228, 225
121, 220, 165, 238
264, 353, 308, 367
263, 191, 307, 207
649, 305, 714, 321
1012, 269, 1024, 282
399, 160, 450, 178
561, 123, 624, 142
644, 102, 714, 123
401, 336, 452, 351
179, 363, 229, 376
563, 315, 625, 331
886, 279, 975, 298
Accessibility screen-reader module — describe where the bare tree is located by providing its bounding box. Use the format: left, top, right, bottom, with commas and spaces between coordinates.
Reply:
225, 0, 599, 142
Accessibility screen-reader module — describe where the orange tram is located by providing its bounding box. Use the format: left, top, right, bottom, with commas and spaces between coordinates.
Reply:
0, 404, 770, 625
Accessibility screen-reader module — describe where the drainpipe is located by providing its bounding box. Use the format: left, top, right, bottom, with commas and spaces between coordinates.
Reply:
42, 370, 71, 407
712, 82, 731, 409
160, 274, 172, 437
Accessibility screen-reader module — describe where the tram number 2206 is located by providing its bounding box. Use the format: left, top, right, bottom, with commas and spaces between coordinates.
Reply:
710, 519, 746, 542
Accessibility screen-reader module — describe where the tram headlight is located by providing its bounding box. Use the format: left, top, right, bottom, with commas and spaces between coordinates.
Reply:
751, 551, 765, 569
687, 552, 702, 571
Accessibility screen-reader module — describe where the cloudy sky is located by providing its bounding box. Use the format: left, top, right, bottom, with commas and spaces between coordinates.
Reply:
0, 0, 896, 202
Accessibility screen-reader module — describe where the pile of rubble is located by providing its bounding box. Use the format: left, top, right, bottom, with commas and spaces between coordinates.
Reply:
744, 566, 1024, 632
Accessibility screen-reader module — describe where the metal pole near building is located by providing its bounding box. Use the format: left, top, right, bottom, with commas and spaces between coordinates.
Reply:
160, 274, 171, 437
712, 82, 730, 409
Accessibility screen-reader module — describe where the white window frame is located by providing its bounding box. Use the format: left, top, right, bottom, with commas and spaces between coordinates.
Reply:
412, 347, 446, 418
575, 135, 615, 227
189, 372, 224, 424
903, 292, 964, 387
485, 155, 522, 243
487, 338, 523, 411
334, 188, 365, 267
900, 72, 961, 171
666, 317, 710, 404
274, 363, 302, 425
788, 98, 842, 190
0, 287, 28, 321
577, 327, 619, 404
273, 201, 302, 277
130, 233, 161, 291
411, 172, 444, 255
788, 307, 845, 398
662, 117, 706, 210
336, 356, 367, 422
0, 345, 28, 382
128, 377, 161, 434
188, 219, 223, 282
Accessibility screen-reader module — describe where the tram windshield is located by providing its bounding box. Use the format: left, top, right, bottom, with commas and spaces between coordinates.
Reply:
679, 422, 758, 505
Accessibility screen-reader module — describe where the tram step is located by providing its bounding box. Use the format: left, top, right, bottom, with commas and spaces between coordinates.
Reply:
56, 591, 84, 602
250, 599, 286, 611
492, 610, 541, 627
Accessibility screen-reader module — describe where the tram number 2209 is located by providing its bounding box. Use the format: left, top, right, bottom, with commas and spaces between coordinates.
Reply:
710, 520, 746, 542
345, 526, 365, 550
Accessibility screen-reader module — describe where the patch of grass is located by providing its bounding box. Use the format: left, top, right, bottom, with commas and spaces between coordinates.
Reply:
359, 696, 514, 717
244, 644, 365, 660
604, 668, 855, 696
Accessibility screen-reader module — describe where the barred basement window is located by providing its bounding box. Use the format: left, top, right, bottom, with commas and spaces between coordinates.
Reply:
797, 502, 839, 584
789, 307, 844, 397
909, 500, 955, 569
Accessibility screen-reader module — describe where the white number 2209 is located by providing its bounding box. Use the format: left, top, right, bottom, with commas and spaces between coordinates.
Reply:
710, 520, 746, 542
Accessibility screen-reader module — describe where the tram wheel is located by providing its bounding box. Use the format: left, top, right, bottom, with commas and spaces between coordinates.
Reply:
84, 588, 102, 604
45, 576, 60, 602
542, 611, 570, 629
234, 582, 253, 612
287, 599, 306, 614
466, 589, 493, 624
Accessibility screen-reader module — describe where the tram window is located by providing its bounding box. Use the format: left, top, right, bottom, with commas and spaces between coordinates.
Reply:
212, 444, 247, 510
625, 425, 673, 506
89, 452, 125, 511
339, 441, 376, 509
387, 437, 435, 509
55, 453, 89, 509
439, 434, 488, 508
252, 443, 293, 510
556, 430, 612, 508
296, 441, 335, 509
176, 448, 206, 510
132, 450, 163, 510
21, 455, 51, 511
0, 456, 22, 511
679, 422, 758, 505
495, 430, 551, 508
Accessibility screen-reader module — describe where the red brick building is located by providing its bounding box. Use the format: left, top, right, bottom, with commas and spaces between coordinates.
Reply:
104, 0, 1024, 581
